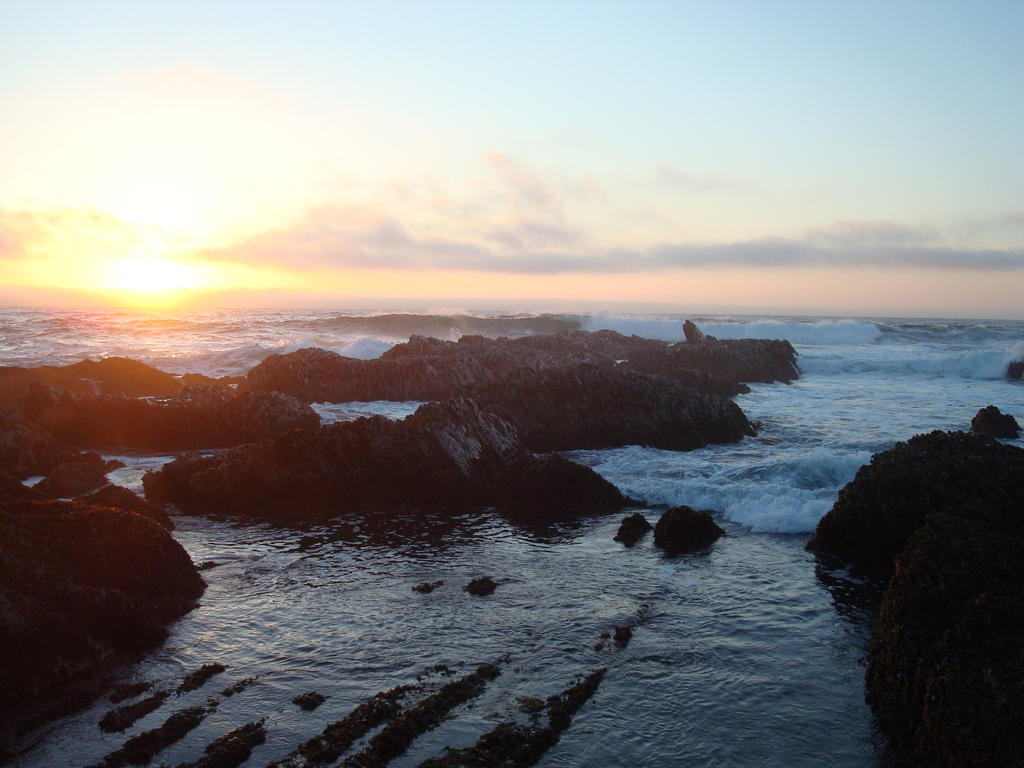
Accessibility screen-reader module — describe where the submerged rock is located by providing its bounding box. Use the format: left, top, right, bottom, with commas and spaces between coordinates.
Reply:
614, 513, 653, 547
464, 576, 497, 596
970, 404, 1021, 438
0, 499, 204, 746
808, 430, 1024, 766
653, 506, 724, 554
143, 398, 625, 523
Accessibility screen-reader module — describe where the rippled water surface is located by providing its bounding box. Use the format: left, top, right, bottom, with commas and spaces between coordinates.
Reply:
11, 511, 885, 767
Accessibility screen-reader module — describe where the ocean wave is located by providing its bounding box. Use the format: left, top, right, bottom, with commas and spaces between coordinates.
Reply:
800, 345, 1019, 380
696, 319, 883, 346
306, 312, 582, 340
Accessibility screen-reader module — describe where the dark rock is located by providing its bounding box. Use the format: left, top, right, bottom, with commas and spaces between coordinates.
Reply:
108, 681, 153, 704
683, 319, 706, 344
178, 719, 267, 768
95, 704, 210, 768
178, 663, 227, 694
0, 499, 204, 746
806, 430, 1024, 576
293, 691, 328, 711
79, 484, 174, 530
34, 452, 122, 498
419, 668, 605, 768
614, 513, 653, 546
220, 677, 256, 697
807, 431, 1024, 766
99, 690, 169, 732
613, 625, 633, 648
0, 408, 78, 478
498, 453, 628, 521
0, 357, 182, 410
412, 580, 443, 594
464, 576, 497, 596
1007, 359, 1024, 380
970, 404, 1021, 438
143, 398, 625, 524
653, 506, 724, 554
17, 381, 317, 451
865, 502, 1024, 767
340, 664, 501, 767
0, 469, 44, 501
470, 363, 755, 452
240, 329, 798, 403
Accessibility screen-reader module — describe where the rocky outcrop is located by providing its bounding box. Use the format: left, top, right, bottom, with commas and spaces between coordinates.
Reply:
143, 398, 626, 524
806, 430, 1024, 576
653, 506, 724, 554
808, 431, 1024, 766
17, 382, 317, 451
970, 404, 1020, 438
682, 319, 706, 344
1007, 359, 1024, 381
470, 363, 755, 452
33, 452, 123, 499
240, 329, 798, 403
0, 408, 77, 478
614, 513, 653, 546
79, 484, 173, 530
0, 499, 204, 746
0, 357, 182, 410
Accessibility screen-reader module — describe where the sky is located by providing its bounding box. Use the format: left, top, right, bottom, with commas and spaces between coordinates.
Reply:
1, 0, 1023, 317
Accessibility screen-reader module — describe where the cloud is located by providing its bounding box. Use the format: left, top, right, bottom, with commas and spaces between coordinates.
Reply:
656, 164, 750, 193
193, 207, 1024, 275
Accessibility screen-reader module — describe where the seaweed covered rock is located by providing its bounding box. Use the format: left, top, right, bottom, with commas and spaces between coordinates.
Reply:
653, 506, 724, 554
970, 404, 1020, 438
806, 430, 1024, 576
0, 499, 204, 745
240, 329, 798, 403
33, 452, 122, 498
17, 381, 317, 451
866, 502, 1024, 767
808, 430, 1024, 766
144, 398, 625, 523
79, 484, 173, 530
0, 408, 77, 478
0, 357, 181, 409
470, 363, 755, 452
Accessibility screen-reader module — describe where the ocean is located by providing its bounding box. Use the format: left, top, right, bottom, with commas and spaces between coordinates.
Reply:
3, 308, 1023, 767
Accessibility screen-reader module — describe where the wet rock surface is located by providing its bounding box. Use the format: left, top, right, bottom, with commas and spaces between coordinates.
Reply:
178, 663, 227, 694
808, 430, 1024, 766
240, 329, 798, 403
970, 404, 1021, 438
143, 398, 625, 523
99, 691, 170, 733
292, 691, 327, 711
464, 576, 497, 596
0, 408, 77, 479
806, 430, 1024, 576
79, 483, 174, 530
0, 356, 182, 410
653, 506, 725, 554
468, 363, 755, 452
175, 719, 267, 768
32, 451, 123, 498
17, 381, 318, 451
614, 512, 653, 546
0, 499, 205, 748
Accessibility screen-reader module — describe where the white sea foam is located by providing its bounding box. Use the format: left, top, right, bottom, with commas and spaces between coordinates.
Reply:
342, 337, 394, 359
698, 319, 883, 346
312, 400, 425, 424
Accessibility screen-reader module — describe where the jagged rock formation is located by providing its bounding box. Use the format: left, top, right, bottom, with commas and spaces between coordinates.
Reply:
970, 404, 1021, 438
0, 499, 204, 747
653, 506, 725, 554
808, 431, 1024, 767
143, 398, 625, 523
470, 363, 755, 452
240, 329, 798, 403
0, 357, 182, 409
806, 430, 1024, 576
17, 382, 317, 451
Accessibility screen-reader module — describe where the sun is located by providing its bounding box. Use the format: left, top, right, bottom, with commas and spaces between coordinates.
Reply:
100, 253, 207, 306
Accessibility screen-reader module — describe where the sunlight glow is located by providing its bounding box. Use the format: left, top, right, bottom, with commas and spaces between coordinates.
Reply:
101, 253, 206, 299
